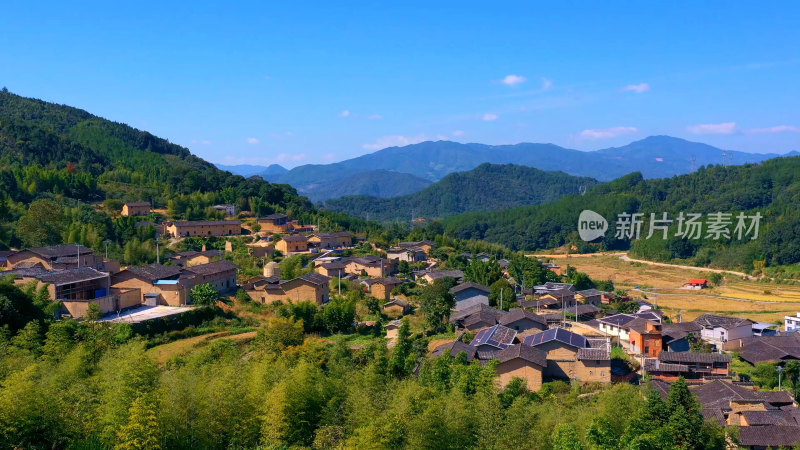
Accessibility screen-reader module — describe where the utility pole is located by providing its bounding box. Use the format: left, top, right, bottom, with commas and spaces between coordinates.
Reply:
156, 231, 160, 265
77, 243, 81, 268
338, 270, 342, 296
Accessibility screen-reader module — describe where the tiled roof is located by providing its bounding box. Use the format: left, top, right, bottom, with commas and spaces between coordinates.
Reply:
383, 299, 410, 308
183, 260, 238, 276
170, 220, 241, 227
38, 267, 108, 286
627, 318, 659, 334
424, 270, 464, 280
495, 344, 547, 366
738, 425, 800, 448
294, 272, 331, 286
431, 341, 478, 361
662, 322, 703, 341
741, 410, 799, 426
450, 282, 490, 294
259, 213, 289, 220
644, 359, 689, 373
577, 348, 611, 361
598, 313, 638, 327
126, 264, 182, 282
523, 327, 589, 349
471, 324, 518, 350
576, 288, 605, 297
694, 313, 752, 330
738, 335, 800, 365
28, 244, 94, 258
691, 380, 795, 412
312, 232, 352, 238
659, 351, 731, 364
124, 201, 150, 207
498, 308, 547, 326
362, 277, 403, 286
281, 235, 308, 242
450, 304, 505, 325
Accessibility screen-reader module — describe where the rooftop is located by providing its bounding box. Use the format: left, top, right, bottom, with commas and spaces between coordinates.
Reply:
125, 264, 183, 282
183, 260, 238, 276
658, 351, 731, 364
695, 313, 752, 330
523, 327, 589, 349
471, 324, 518, 350
498, 308, 547, 326
36, 266, 108, 286
169, 220, 241, 227
25, 244, 94, 259
450, 282, 490, 294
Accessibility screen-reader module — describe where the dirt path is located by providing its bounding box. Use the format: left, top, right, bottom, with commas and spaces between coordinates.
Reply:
618, 255, 757, 280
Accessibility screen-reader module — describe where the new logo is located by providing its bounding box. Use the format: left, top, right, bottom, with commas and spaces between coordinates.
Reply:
578, 210, 608, 242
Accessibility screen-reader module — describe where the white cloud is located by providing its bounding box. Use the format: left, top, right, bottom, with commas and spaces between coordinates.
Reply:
482, 113, 499, 121
367, 114, 383, 120
687, 122, 738, 135
748, 125, 800, 134
541, 77, 553, 91
579, 126, 638, 139
621, 83, 650, 93
191, 139, 212, 146
246, 137, 260, 144
362, 134, 427, 150
501, 74, 527, 86
339, 110, 351, 117
452, 130, 465, 137
323, 153, 337, 162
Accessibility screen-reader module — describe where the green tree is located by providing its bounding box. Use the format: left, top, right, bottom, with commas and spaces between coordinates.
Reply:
551, 423, 582, 450
189, 283, 220, 306
489, 278, 514, 309
419, 279, 455, 333
320, 299, 355, 333
15, 199, 67, 247
85, 302, 104, 322
389, 318, 413, 377
115, 396, 162, 450
259, 316, 305, 351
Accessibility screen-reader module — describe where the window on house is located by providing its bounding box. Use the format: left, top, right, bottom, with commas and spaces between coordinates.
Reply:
601, 371, 605, 376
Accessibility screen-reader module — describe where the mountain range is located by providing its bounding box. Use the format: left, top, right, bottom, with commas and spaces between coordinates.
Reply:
220, 136, 793, 201
322, 163, 597, 222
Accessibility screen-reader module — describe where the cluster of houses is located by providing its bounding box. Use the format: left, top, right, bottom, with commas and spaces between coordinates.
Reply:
1, 244, 239, 319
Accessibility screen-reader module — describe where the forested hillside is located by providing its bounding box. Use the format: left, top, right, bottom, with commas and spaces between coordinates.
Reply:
307, 169, 432, 202
0, 91, 381, 257
444, 157, 800, 271
323, 164, 597, 221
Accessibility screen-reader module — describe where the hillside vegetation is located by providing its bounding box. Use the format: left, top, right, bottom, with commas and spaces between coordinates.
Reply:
323, 163, 597, 221
444, 158, 800, 271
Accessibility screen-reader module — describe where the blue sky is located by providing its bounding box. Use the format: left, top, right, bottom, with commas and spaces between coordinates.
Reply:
2, 1, 799, 167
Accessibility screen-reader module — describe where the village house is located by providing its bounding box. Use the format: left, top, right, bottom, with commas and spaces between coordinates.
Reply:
121, 201, 151, 217
212, 204, 236, 216
645, 351, 731, 381
164, 220, 242, 238
541, 262, 562, 275
534, 282, 575, 295
275, 235, 309, 254
361, 277, 403, 300
257, 213, 290, 233
387, 246, 427, 263
111, 264, 187, 306
695, 313, 753, 349
684, 278, 709, 289
316, 261, 347, 278
449, 282, 491, 311
383, 298, 412, 316
182, 260, 238, 296
343, 255, 395, 277
493, 344, 548, 391
6, 266, 139, 318
661, 321, 703, 352
398, 240, 434, 255
497, 308, 548, 333
247, 240, 275, 258
245, 272, 331, 305
6, 244, 100, 271
169, 249, 224, 267
523, 328, 612, 383
385, 319, 403, 340
650, 379, 800, 449
450, 303, 506, 331
308, 232, 353, 249
575, 288, 606, 306
595, 312, 662, 342
419, 269, 464, 284
471, 324, 518, 352
735, 334, 800, 365
537, 288, 577, 308
785, 312, 800, 332
627, 318, 663, 357
431, 340, 478, 361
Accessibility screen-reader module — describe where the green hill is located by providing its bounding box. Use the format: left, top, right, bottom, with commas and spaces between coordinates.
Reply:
443, 158, 800, 271
322, 164, 598, 222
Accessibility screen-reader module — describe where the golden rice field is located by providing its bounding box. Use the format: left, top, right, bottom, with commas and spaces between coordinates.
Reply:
534, 253, 800, 325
